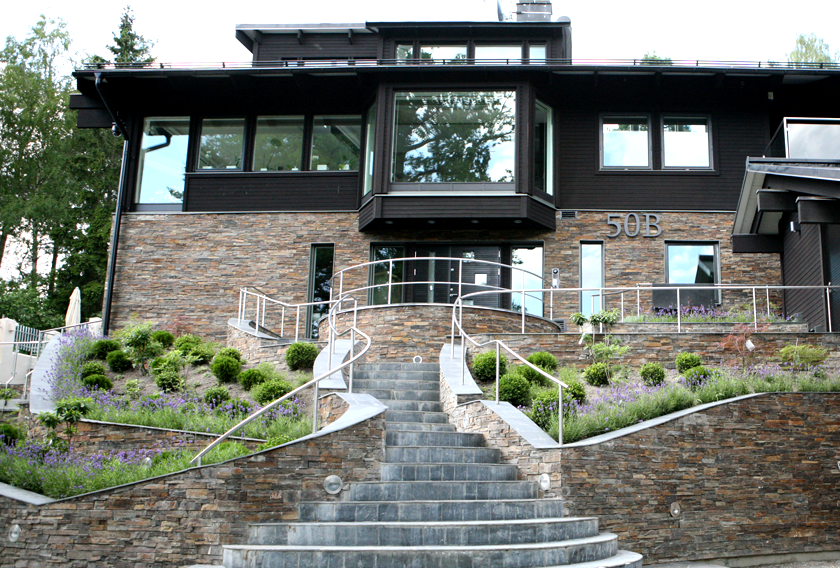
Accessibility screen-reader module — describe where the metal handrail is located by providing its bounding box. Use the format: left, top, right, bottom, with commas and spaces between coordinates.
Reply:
238, 287, 335, 342
192, 292, 372, 466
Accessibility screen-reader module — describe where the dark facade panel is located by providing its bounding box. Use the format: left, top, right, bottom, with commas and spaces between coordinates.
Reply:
782, 219, 826, 331
255, 33, 379, 61
731, 234, 783, 254
184, 172, 359, 212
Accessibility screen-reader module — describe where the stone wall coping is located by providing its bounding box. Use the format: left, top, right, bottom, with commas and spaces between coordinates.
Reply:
439, 344, 483, 396
313, 339, 355, 389
319, 393, 387, 435
462, 399, 561, 449
0, 482, 55, 505
562, 392, 766, 448
77, 418, 266, 442
227, 318, 281, 341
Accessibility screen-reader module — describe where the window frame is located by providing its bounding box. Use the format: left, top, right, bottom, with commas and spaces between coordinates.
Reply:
660, 114, 714, 170
195, 117, 247, 172
135, 115, 192, 209
599, 113, 653, 171
579, 241, 605, 316
306, 243, 335, 339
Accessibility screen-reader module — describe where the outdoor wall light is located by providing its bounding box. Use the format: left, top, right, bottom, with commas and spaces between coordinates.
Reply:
413, 355, 423, 364
669, 502, 682, 518
471, 220, 479, 224
384, 220, 394, 225
8, 524, 21, 543
324, 475, 343, 495
428, 220, 436, 224
538, 473, 551, 491
513, 220, 522, 224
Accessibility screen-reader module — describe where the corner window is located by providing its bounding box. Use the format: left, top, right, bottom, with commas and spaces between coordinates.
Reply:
310, 115, 362, 171
392, 91, 516, 183
363, 103, 376, 195
666, 242, 718, 284
136, 117, 190, 204
252, 116, 305, 172
662, 116, 712, 168
534, 100, 553, 195
601, 115, 650, 169
197, 118, 245, 170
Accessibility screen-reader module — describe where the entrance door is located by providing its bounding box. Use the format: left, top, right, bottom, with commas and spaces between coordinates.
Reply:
406, 245, 501, 307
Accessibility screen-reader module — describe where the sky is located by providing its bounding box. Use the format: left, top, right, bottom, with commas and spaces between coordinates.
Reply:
2, 0, 840, 65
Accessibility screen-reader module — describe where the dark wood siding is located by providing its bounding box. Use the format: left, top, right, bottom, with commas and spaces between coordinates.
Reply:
782, 216, 826, 331
256, 34, 379, 61
184, 172, 359, 212
824, 224, 840, 330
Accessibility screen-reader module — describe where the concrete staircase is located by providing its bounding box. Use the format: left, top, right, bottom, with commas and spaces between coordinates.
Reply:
223, 362, 643, 568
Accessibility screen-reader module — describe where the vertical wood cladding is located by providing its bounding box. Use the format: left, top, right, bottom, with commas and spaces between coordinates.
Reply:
556, 109, 766, 211
255, 34, 379, 61
782, 217, 826, 330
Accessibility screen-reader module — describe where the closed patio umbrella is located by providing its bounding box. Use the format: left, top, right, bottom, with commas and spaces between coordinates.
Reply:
65, 287, 82, 328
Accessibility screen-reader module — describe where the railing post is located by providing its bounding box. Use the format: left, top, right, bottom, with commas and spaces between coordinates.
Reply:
388, 260, 393, 304
339, 272, 344, 299
752, 287, 758, 330
549, 289, 554, 320
312, 378, 320, 433
765, 286, 771, 319
620, 292, 625, 322
450, 304, 457, 357
238, 289, 244, 321
458, 259, 463, 299
558, 384, 563, 444
521, 291, 526, 333
495, 343, 500, 404
261, 298, 266, 330
460, 334, 466, 386
349, 327, 355, 394
676, 288, 681, 333
637, 286, 641, 317
255, 297, 261, 333
827, 285, 833, 333
281, 307, 286, 337
295, 307, 300, 343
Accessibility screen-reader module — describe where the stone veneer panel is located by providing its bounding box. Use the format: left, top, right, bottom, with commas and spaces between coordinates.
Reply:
108, 211, 779, 340
0, 413, 385, 568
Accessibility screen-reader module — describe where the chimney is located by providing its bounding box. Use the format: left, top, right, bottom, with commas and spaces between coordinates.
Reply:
515, 0, 552, 22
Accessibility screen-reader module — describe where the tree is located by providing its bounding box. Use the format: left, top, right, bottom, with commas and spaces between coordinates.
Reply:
787, 33, 837, 65
100, 6, 155, 65
641, 51, 672, 65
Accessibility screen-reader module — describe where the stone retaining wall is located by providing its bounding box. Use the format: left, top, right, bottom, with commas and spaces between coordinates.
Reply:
0, 412, 386, 568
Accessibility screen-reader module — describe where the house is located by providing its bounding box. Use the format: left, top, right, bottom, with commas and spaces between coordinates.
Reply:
68, 0, 840, 340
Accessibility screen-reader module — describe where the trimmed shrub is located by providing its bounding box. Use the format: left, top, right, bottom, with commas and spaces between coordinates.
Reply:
89, 339, 121, 360
0, 423, 23, 446
210, 355, 242, 383
252, 379, 294, 405
0, 388, 16, 400
81, 361, 107, 379
154, 370, 185, 393
528, 390, 559, 429
217, 347, 243, 362
676, 352, 703, 374
583, 362, 609, 386
563, 378, 587, 406
472, 351, 508, 382
683, 366, 712, 391
285, 342, 318, 371
190, 343, 217, 365
228, 398, 253, 416
238, 368, 268, 391
124, 378, 141, 400
496, 372, 531, 407
204, 385, 231, 406
518, 351, 558, 386
150, 330, 175, 349
257, 433, 295, 451
779, 344, 829, 370
640, 362, 666, 387
174, 334, 203, 354
106, 350, 133, 373
82, 374, 113, 391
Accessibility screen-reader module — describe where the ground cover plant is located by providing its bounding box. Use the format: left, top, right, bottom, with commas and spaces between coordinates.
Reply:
624, 304, 793, 324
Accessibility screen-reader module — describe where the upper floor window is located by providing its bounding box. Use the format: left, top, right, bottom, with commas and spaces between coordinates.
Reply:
419, 45, 467, 63
474, 44, 523, 62
602, 115, 650, 169
785, 118, 840, 160
197, 118, 246, 170
529, 43, 547, 60
662, 116, 712, 169
136, 117, 190, 204
310, 116, 362, 171
534, 100, 553, 195
253, 116, 305, 172
391, 91, 516, 184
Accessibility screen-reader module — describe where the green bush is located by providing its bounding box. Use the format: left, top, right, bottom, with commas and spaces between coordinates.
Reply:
190, 343, 218, 365
174, 334, 203, 354
154, 370, 185, 393
82, 374, 113, 391
496, 372, 531, 407
89, 339, 121, 360
204, 385, 231, 406
779, 344, 829, 370
106, 350, 133, 373
0, 388, 16, 400
676, 352, 703, 374
217, 347, 243, 362
210, 355, 242, 383
472, 351, 508, 382
563, 378, 587, 405
285, 342, 318, 371
640, 362, 666, 387
584, 362, 610, 386
238, 368, 268, 391
81, 361, 106, 379
252, 379, 293, 405
150, 330, 175, 349
257, 433, 295, 451
124, 378, 141, 400
227, 398, 253, 416
0, 423, 23, 446
517, 351, 558, 386
528, 390, 560, 429
120, 323, 164, 368
683, 366, 712, 391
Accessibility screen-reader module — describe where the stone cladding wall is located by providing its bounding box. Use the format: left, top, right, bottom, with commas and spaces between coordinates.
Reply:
317, 393, 349, 426
108, 211, 779, 340
0, 413, 385, 568
447, 400, 562, 499
561, 393, 840, 564
439, 370, 482, 415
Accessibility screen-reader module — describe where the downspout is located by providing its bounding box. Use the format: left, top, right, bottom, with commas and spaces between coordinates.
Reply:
95, 74, 129, 335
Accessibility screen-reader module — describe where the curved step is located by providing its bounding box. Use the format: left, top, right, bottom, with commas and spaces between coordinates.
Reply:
362, 388, 441, 401
298, 498, 566, 522
223, 532, 619, 568
347, 480, 539, 501
248, 517, 600, 546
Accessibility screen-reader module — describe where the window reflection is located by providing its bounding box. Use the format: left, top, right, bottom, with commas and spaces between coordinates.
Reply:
197, 118, 245, 170
253, 116, 304, 172
529, 44, 547, 61
511, 246, 544, 315
535, 100, 553, 194
419, 45, 467, 63
474, 45, 523, 62
370, 246, 405, 305
667, 244, 717, 284
602, 116, 649, 168
310, 116, 362, 171
663, 117, 710, 168
392, 91, 516, 183
787, 121, 840, 160
136, 117, 190, 204
580, 242, 603, 315
308, 245, 334, 339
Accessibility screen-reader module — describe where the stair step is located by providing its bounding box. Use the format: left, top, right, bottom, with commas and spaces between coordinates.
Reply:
356, 363, 439, 372
248, 517, 599, 546
385, 422, 456, 432
347, 480, 539, 501
352, 370, 440, 382
299, 498, 566, 523
385, 410, 449, 423
223, 533, 618, 568
386, 430, 485, 447
351, 378, 440, 391
384, 400, 443, 412
381, 463, 519, 481
359, 389, 441, 402
386, 446, 501, 464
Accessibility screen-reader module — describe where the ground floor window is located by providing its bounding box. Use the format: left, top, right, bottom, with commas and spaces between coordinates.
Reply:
666, 242, 718, 284
307, 244, 335, 339
580, 242, 604, 315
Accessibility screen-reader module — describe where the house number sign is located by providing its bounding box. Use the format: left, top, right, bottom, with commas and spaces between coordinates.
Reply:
606, 213, 662, 238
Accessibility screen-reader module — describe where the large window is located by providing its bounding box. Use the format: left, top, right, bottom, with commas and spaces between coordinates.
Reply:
392, 91, 516, 184
474, 45, 523, 62
197, 118, 246, 170
601, 115, 650, 169
662, 116, 711, 168
666, 242, 718, 284
534, 100, 553, 195
363, 103, 376, 195
786, 119, 840, 160
419, 45, 467, 63
253, 116, 305, 172
136, 117, 190, 204
310, 116, 362, 171
580, 242, 604, 315
307, 244, 335, 339
370, 246, 405, 305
